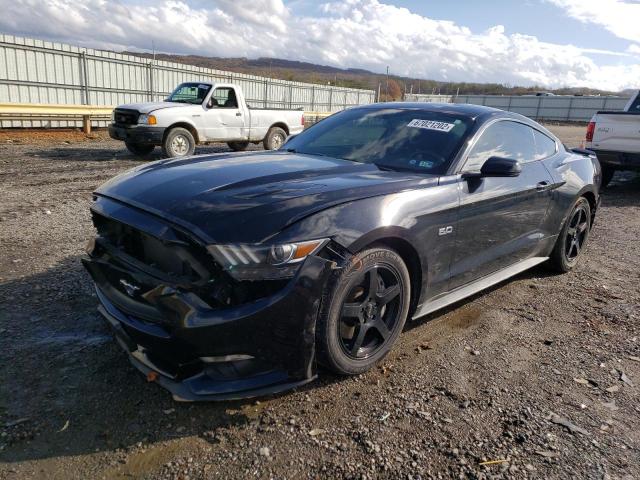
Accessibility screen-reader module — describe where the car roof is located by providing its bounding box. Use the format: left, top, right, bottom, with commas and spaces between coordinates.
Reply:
356, 101, 516, 120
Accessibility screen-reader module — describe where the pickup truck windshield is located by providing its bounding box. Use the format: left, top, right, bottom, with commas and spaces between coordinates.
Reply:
284, 108, 472, 174
167, 83, 211, 104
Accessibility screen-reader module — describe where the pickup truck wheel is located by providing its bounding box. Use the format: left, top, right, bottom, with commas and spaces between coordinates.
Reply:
227, 141, 249, 152
263, 127, 287, 151
162, 128, 195, 158
125, 142, 154, 156
601, 165, 615, 188
316, 247, 411, 375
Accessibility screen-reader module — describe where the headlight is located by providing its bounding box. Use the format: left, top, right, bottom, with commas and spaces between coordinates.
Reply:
137, 114, 156, 125
207, 239, 328, 280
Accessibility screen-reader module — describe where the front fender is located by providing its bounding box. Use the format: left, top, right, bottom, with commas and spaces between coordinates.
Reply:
274, 184, 459, 305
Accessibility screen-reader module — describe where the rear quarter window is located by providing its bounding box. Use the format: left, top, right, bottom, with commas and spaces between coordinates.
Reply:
533, 130, 557, 160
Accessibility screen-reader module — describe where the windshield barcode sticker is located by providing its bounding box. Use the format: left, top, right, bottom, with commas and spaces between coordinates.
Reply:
407, 119, 455, 132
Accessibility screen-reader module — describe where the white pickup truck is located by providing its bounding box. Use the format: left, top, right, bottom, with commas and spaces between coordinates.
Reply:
586, 90, 640, 186
108, 82, 305, 157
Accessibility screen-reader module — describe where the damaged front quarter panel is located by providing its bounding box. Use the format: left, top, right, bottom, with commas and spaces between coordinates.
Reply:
83, 206, 347, 400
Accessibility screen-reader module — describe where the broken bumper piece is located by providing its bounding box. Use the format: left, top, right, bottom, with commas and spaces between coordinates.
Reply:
83, 255, 333, 401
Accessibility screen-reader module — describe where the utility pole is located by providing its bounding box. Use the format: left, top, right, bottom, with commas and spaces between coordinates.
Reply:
386, 66, 389, 102
377, 82, 381, 103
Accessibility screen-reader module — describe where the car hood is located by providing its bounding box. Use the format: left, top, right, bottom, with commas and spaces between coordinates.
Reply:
116, 102, 194, 114
95, 151, 438, 244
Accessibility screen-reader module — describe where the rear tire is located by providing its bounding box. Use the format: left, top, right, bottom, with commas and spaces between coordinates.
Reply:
162, 127, 196, 158
548, 197, 591, 273
316, 247, 411, 375
227, 141, 249, 152
262, 126, 287, 151
601, 165, 615, 188
125, 142, 154, 156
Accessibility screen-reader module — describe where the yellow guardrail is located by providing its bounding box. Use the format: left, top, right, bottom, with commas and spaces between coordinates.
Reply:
0, 103, 114, 132
0, 103, 114, 116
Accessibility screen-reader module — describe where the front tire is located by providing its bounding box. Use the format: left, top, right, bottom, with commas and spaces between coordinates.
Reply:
162, 127, 196, 158
316, 247, 411, 375
263, 126, 287, 150
548, 197, 591, 273
125, 142, 154, 156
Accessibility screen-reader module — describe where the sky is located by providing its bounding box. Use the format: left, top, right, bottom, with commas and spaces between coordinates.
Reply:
0, 0, 638, 91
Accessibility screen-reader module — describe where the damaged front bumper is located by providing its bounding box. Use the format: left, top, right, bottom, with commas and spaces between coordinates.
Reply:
83, 229, 336, 402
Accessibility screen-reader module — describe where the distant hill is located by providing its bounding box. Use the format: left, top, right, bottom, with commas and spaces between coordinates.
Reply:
124, 51, 621, 99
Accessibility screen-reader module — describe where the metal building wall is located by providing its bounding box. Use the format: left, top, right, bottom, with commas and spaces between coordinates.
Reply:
404, 93, 631, 122
0, 35, 376, 127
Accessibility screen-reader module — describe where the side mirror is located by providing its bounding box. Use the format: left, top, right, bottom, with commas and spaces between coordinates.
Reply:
478, 156, 522, 177
206, 98, 217, 109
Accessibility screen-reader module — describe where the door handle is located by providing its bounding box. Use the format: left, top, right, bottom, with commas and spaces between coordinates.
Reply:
236, 112, 242, 116
536, 181, 550, 191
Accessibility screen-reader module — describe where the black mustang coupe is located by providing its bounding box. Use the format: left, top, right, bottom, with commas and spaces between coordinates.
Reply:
83, 103, 601, 401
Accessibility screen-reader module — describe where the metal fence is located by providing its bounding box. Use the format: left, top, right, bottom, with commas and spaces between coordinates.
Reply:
404, 93, 630, 122
0, 34, 376, 127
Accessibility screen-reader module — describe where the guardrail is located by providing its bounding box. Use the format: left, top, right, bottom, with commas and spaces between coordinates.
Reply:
0, 103, 336, 132
0, 103, 113, 132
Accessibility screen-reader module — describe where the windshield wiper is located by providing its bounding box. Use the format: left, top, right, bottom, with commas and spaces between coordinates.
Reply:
285, 149, 335, 158
374, 163, 419, 173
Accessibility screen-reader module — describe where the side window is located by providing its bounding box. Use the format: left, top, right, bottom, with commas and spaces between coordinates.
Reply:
210, 88, 238, 108
628, 95, 640, 113
464, 121, 537, 171
532, 130, 557, 160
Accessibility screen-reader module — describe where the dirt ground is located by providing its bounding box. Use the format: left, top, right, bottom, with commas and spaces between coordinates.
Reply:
0, 125, 639, 480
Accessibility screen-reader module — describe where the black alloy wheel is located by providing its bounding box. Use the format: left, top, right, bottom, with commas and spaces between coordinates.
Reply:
339, 265, 403, 359
549, 197, 591, 272
564, 202, 590, 262
316, 247, 411, 375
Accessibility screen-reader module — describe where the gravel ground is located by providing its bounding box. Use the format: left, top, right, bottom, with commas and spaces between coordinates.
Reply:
0, 126, 639, 480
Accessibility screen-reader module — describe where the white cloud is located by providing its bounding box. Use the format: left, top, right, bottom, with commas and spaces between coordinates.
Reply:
0, 0, 638, 90
547, 0, 640, 43
629, 44, 640, 56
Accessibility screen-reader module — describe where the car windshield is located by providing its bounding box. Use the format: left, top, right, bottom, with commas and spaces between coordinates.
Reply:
284, 108, 473, 174
167, 83, 212, 104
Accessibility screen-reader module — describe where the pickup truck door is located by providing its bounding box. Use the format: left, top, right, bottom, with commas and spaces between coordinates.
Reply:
203, 87, 247, 141
448, 120, 554, 290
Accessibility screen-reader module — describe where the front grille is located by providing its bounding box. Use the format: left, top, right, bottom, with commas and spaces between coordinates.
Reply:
113, 108, 139, 126
92, 211, 214, 284
90, 211, 289, 313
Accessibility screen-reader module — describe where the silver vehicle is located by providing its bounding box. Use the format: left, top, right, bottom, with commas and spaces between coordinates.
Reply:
108, 82, 305, 157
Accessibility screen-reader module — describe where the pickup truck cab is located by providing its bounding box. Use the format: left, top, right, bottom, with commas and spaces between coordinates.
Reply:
109, 82, 305, 157
586, 90, 640, 186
